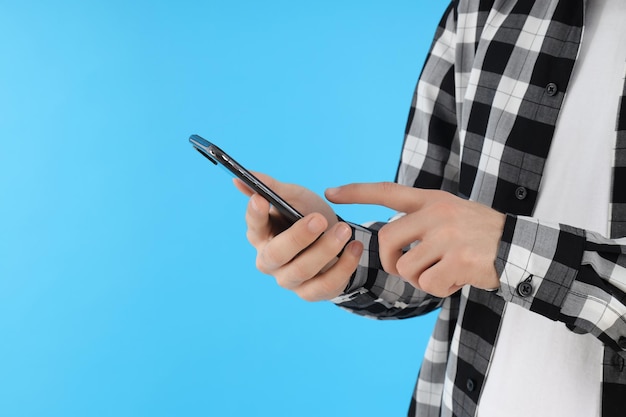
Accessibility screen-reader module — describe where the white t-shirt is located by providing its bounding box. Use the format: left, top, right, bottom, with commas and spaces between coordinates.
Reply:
478, 0, 626, 416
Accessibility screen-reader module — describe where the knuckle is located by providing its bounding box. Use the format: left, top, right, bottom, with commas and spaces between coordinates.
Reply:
255, 255, 272, 275
245, 229, 259, 245
278, 258, 321, 290
377, 224, 393, 247
260, 244, 282, 268
295, 271, 351, 303
416, 276, 430, 292
418, 270, 451, 298
458, 246, 476, 265
453, 246, 478, 271
418, 276, 441, 297
443, 227, 462, 243
379, 181, 397, 194
295, 287, 322, 303
288, 230, 312, 251
291, 217, 324, 247
274, 274, 294, 290
395, 258, 412, 279
429, 200, 456, 217
378, 181, 398, 202
288, 260, 314, 283
317, 282, 341, 300
323, 266, 351, 294
431, 219, 461, 242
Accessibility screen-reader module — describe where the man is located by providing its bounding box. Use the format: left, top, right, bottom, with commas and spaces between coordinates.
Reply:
236, 0, 626, 415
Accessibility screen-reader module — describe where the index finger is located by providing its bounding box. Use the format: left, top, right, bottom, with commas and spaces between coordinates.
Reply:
325, 182, 429, 213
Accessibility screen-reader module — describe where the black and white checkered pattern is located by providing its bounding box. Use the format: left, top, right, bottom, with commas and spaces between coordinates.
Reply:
332, 1, 626, 416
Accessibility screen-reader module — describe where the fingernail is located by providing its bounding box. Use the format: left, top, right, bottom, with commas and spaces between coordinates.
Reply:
326, 187, 340, 196
350, 242, 363, 257
250, 196, 260, 212
335, 224, 351, 241
308, 216, 325, 233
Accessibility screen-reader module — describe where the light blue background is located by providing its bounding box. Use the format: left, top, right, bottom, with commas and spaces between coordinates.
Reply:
0, 1, 447, 416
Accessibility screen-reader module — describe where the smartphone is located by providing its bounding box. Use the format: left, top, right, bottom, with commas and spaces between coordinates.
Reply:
189, 134, 304, 224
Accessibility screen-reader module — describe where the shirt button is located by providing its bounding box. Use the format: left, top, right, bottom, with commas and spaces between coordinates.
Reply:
618, 336, 626, 350
546, 82, 558, 96
515, 186, 528, 200
466, 378, 476, 392
517, 280, 533, 297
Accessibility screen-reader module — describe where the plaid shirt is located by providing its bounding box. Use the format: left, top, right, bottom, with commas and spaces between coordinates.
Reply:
332, 1, 626, 416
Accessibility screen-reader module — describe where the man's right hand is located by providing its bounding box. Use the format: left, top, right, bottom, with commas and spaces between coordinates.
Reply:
234, 173, 363, 301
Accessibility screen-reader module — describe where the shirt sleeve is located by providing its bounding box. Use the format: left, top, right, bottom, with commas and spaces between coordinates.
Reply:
496, 214, 626, 352
331, 220, 444, 319
331, 2, 460, 320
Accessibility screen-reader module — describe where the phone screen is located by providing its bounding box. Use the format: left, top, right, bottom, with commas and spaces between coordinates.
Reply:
189, 134, 304, 224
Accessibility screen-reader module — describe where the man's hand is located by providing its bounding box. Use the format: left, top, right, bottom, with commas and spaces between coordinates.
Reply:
326, 182, 505, 297
235, 173, 363, 301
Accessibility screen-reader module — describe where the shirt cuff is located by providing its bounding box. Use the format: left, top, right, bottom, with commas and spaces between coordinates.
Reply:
495, 214, 586, 321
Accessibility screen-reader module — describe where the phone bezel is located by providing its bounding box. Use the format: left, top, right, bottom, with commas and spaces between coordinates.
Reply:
189, 134, 304, 224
